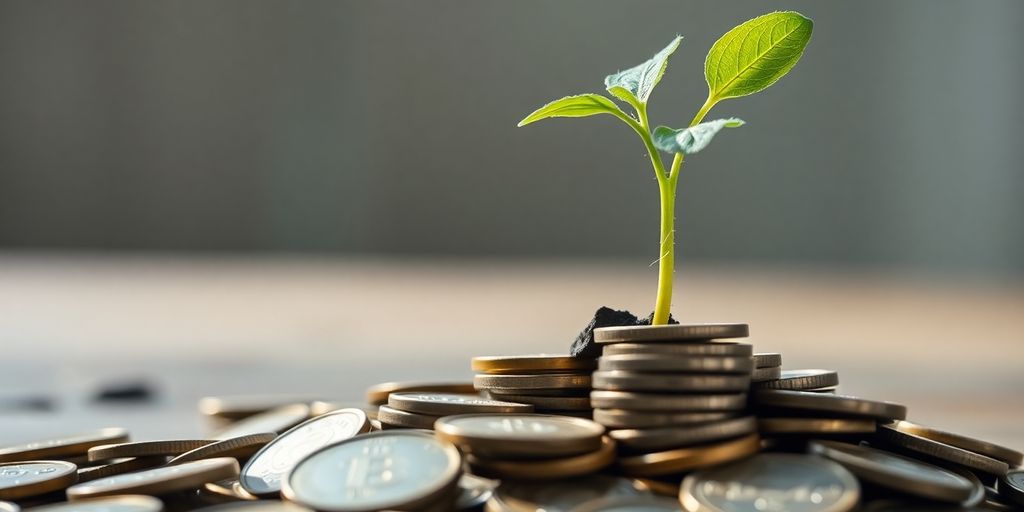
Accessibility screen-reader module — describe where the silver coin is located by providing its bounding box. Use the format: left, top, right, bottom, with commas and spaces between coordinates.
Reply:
488, 476, 645, 512
0, 461, 78, 500
609, 416, 757, 452
193, 501, 313, 511
212, 403, 311, 440
66, 458, 239, 501
568, 494, 682, 511
27, 495, 164, 512
593, 409, 735, 429
998, 470, 1024, 507
592, 371, 749, 393
602, 343, 751, 357
594, 324, 749, 344
240, 408, 370, 496
388, 392, 533, 416
282, 431, 462, 512
753, 369, 839, 390
597, 355, 753, 374
890, 420, 1023, 467
435, 414, 605, 458
752, 390, 907, 420
455, 474, 497, 511
875, 424, 1010, 477
590, 391, 747, 412
753, 353, 782, 368
681, 453, 860, 512
750, 366, 782, 383
484, 393, 591, 411
810, 440, 974, 503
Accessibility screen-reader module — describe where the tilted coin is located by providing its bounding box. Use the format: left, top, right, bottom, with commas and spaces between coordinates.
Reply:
211, 404, 311, 440
486, 475, 644, 512
0, 461, 78, 500
472, 355, 597, 374
998, 470, 1024, 507
753, 353, 782, 368
597, 355, 753, 374
680, 453, 860, 512
810, 440, 974, 503
602, 342, 752, 357
199, 395, 316, 421
594, 324, 749, 343
309, 401, 378, 419
752, 390, 907, 420
618, 433, 761, 477
193, 502, 312, 512
592, 371, 749, 393
467, 436, 616, 480
568, 494, 683, 511
455, 474, 497, 511
483, 393, 591, 411
609, 417, 757, 452
281, 431, 462, 512
376, 405, 441, 429
365, 381, 477, 406
168, 433, 277, 465
201, 479, 259, 502
889, 420, 1023, 467
77, 457, 167, 483
435, 414, 605, 458
28, 495, 164, 512
753, 369, 840, 390
630, 478, 680, 497
593, 409, 735, 429
875, 423, 1009, 476
87, 440, 212, 462
240, 408, 371, 497
474, 374, 592, 391
0, 428, 129, 463
66, 458, 238, 500
757, 418, 877, 435
750, 366, 782, 383
590, 391, 747, 412
388, 392, 533, 415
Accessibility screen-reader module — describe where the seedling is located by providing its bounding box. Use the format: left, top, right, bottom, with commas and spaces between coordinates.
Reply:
518, 11, 813, 325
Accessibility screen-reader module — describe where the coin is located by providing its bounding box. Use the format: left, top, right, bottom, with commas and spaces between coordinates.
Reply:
168, 433, 276, 465
752, 390, 907, 420
240, 408, 371, 497
750, 366, 782, 383
472, 355, 597, 374
435, 414, 605, 458
594, 324, 749, 343
308, 401, 378, 419
985, 485, 1021, 511
602, 343, 752, 357
568, 494, 683, 511
609, 417, 757, 452
201, 479, 259, 502
455, 474, 497, 511
597, 355, 753, 374
376, 405, 441, 429
889, 420, 1023, 467
593, 409, 735, 429
680, 453, 860, 512
618, 433, 761, 477
29, 495, 164, 512
753, 353, 782, 368
590, 391, 747, 412
753, 369, 840, 390
388, 392, 534, 416
466, 436, 616, 480
630, 478, 680, 497
998, 470, 1024, 507
0, 461, 78, 500
87, 440, 212, 462
757, 418, 877, 435
810, 440, 974, 503
0, 502, 16, 512
483, 393, 591, 411
365, 381, 477, 406
211, 404, 310, 440
76, 457, 167, 483
66, 457, 238, 500
282, 431, 462, 512
199, 395, 315, 421
875, 423, 1009, 476
592, 371, 749, 393
944, 463, 986, 508
474, 374, 592, 391
485, 476, 644, 512
0, 428, 129, 463
485, 387, 592, 397
193, 502, 311, 511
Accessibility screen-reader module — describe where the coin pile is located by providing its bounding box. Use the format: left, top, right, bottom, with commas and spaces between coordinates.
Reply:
472, 355, 596, 417
378, 392, 534, 430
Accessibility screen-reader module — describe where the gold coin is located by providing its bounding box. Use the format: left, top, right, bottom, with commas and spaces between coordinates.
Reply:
435, 414, 604, 458
88, 440, 213, 462
388, 393, 534, 416
28, 495, 164, 512
202, 479, 259, 502
632, 478, 680, 497
473, 374, 591, 391
76, 457, 167, 483
199, 395, 317, 421
758, 418, 877, 435
377, 405, 441, 429
0, 428, 129, 463
66, 457, 239, 501
0, 461, 78, 500
482, 393, 591, 411
366, 381, 477, 406
471, 355, 597, 374
211, 404, 311, 440
168, 433, 277, 465
618, 433, 761, 477
466, 436, 615, 480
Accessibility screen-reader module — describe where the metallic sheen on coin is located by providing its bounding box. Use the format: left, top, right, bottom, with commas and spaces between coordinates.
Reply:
28, 495, 164, 512
365, 381, 476, 405
168, 433, 276, 465
0, 461, 78, 500
435, 414, 605, 458
757, 418, 877, 435
618, 434, 761, 477
486, 476, 644, 512
750, 366, 782, 383
590, 391, 747, 412
474, 374, 592, 391
597, 355, 753, 374
66, 457, 239, 501
569, 494, 683, 511
752, 390, 907, 420
88, 440, 212, 462
0, 428, 129, 463
466, 436, 616, 480
752, 353, 782, 368
875, 423, 1009, 476
484, 393, 590, 411
472, 355, 597, 374
388, 392, 533, 415
889, 420, 1023, 467
753, 369, 840, 390
997, 469, 1024, 507
602, 343, 752, 357
376, 405, 441, 429
594, 324, 749, 343
609, 417, 757, 451
211, 404, 311, 440
593, 409, 735, 429
592, 371, 749, 393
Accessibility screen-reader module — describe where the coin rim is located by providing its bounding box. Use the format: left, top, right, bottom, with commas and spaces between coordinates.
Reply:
0, 428, 130, 463
891, 420, 1023, 467
471, 355, 597, 374
589, 391, 748, 412
365, 381, 477, 405
594, 323, 749, 343
0, 460, 78, 500
875, 424, 1009, 476
617, 433, 761, 477
465, 436, 616, 480
753, 369, 840, 390
29, 494, 164, 512
592, 371, 750, 393
435, 414, 605, 458
609, 416, 757, 451
596, 355, 754, 374
757, 417, 877, 435
388, 392, 534, 416
66, 457, 239, 501
167, 433, 277, 465
752, 389, 907, 420
474, 374, 592, 391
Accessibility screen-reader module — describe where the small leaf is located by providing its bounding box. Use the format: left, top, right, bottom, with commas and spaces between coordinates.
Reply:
604, 36, 683, 106
652, 118, 745, 155
705, 11, 812, 102
517, 94, 627, 127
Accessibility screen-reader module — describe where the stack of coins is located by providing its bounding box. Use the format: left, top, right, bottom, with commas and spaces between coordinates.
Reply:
472, 355, 596, 417
436, 414, 616, 481
751, 352, 782, 383
753, 368, 839, 393
377, 392, 534, 430
589, 324, 761, 478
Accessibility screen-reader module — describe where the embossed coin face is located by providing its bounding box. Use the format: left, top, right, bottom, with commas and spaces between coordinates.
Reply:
29, 495, 163, 512
240, 408, 370, 496
0, 428, 129, 462
388, 392, 533, 415
282, 431, 461, 512
435, 414, 604, 458
681, 453, 859, 512
0, 461, 78, 500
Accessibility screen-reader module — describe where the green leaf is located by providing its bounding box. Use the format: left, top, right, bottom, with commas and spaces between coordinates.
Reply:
652, 118, 745, 155
705, 11, 812, 102
517, 94, 628, 127
604, 36, 683, 106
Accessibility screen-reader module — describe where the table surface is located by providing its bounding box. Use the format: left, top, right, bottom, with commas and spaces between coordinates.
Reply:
1, 253, 1022, 450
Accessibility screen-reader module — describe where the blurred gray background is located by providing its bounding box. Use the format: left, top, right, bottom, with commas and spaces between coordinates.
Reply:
1, 0, 1022, 274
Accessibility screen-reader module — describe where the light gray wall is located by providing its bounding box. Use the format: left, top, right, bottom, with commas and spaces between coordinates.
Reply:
1, 1, 1021, 274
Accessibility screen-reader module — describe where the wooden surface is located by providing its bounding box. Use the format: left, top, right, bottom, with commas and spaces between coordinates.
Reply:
1, 253, 1022, 450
